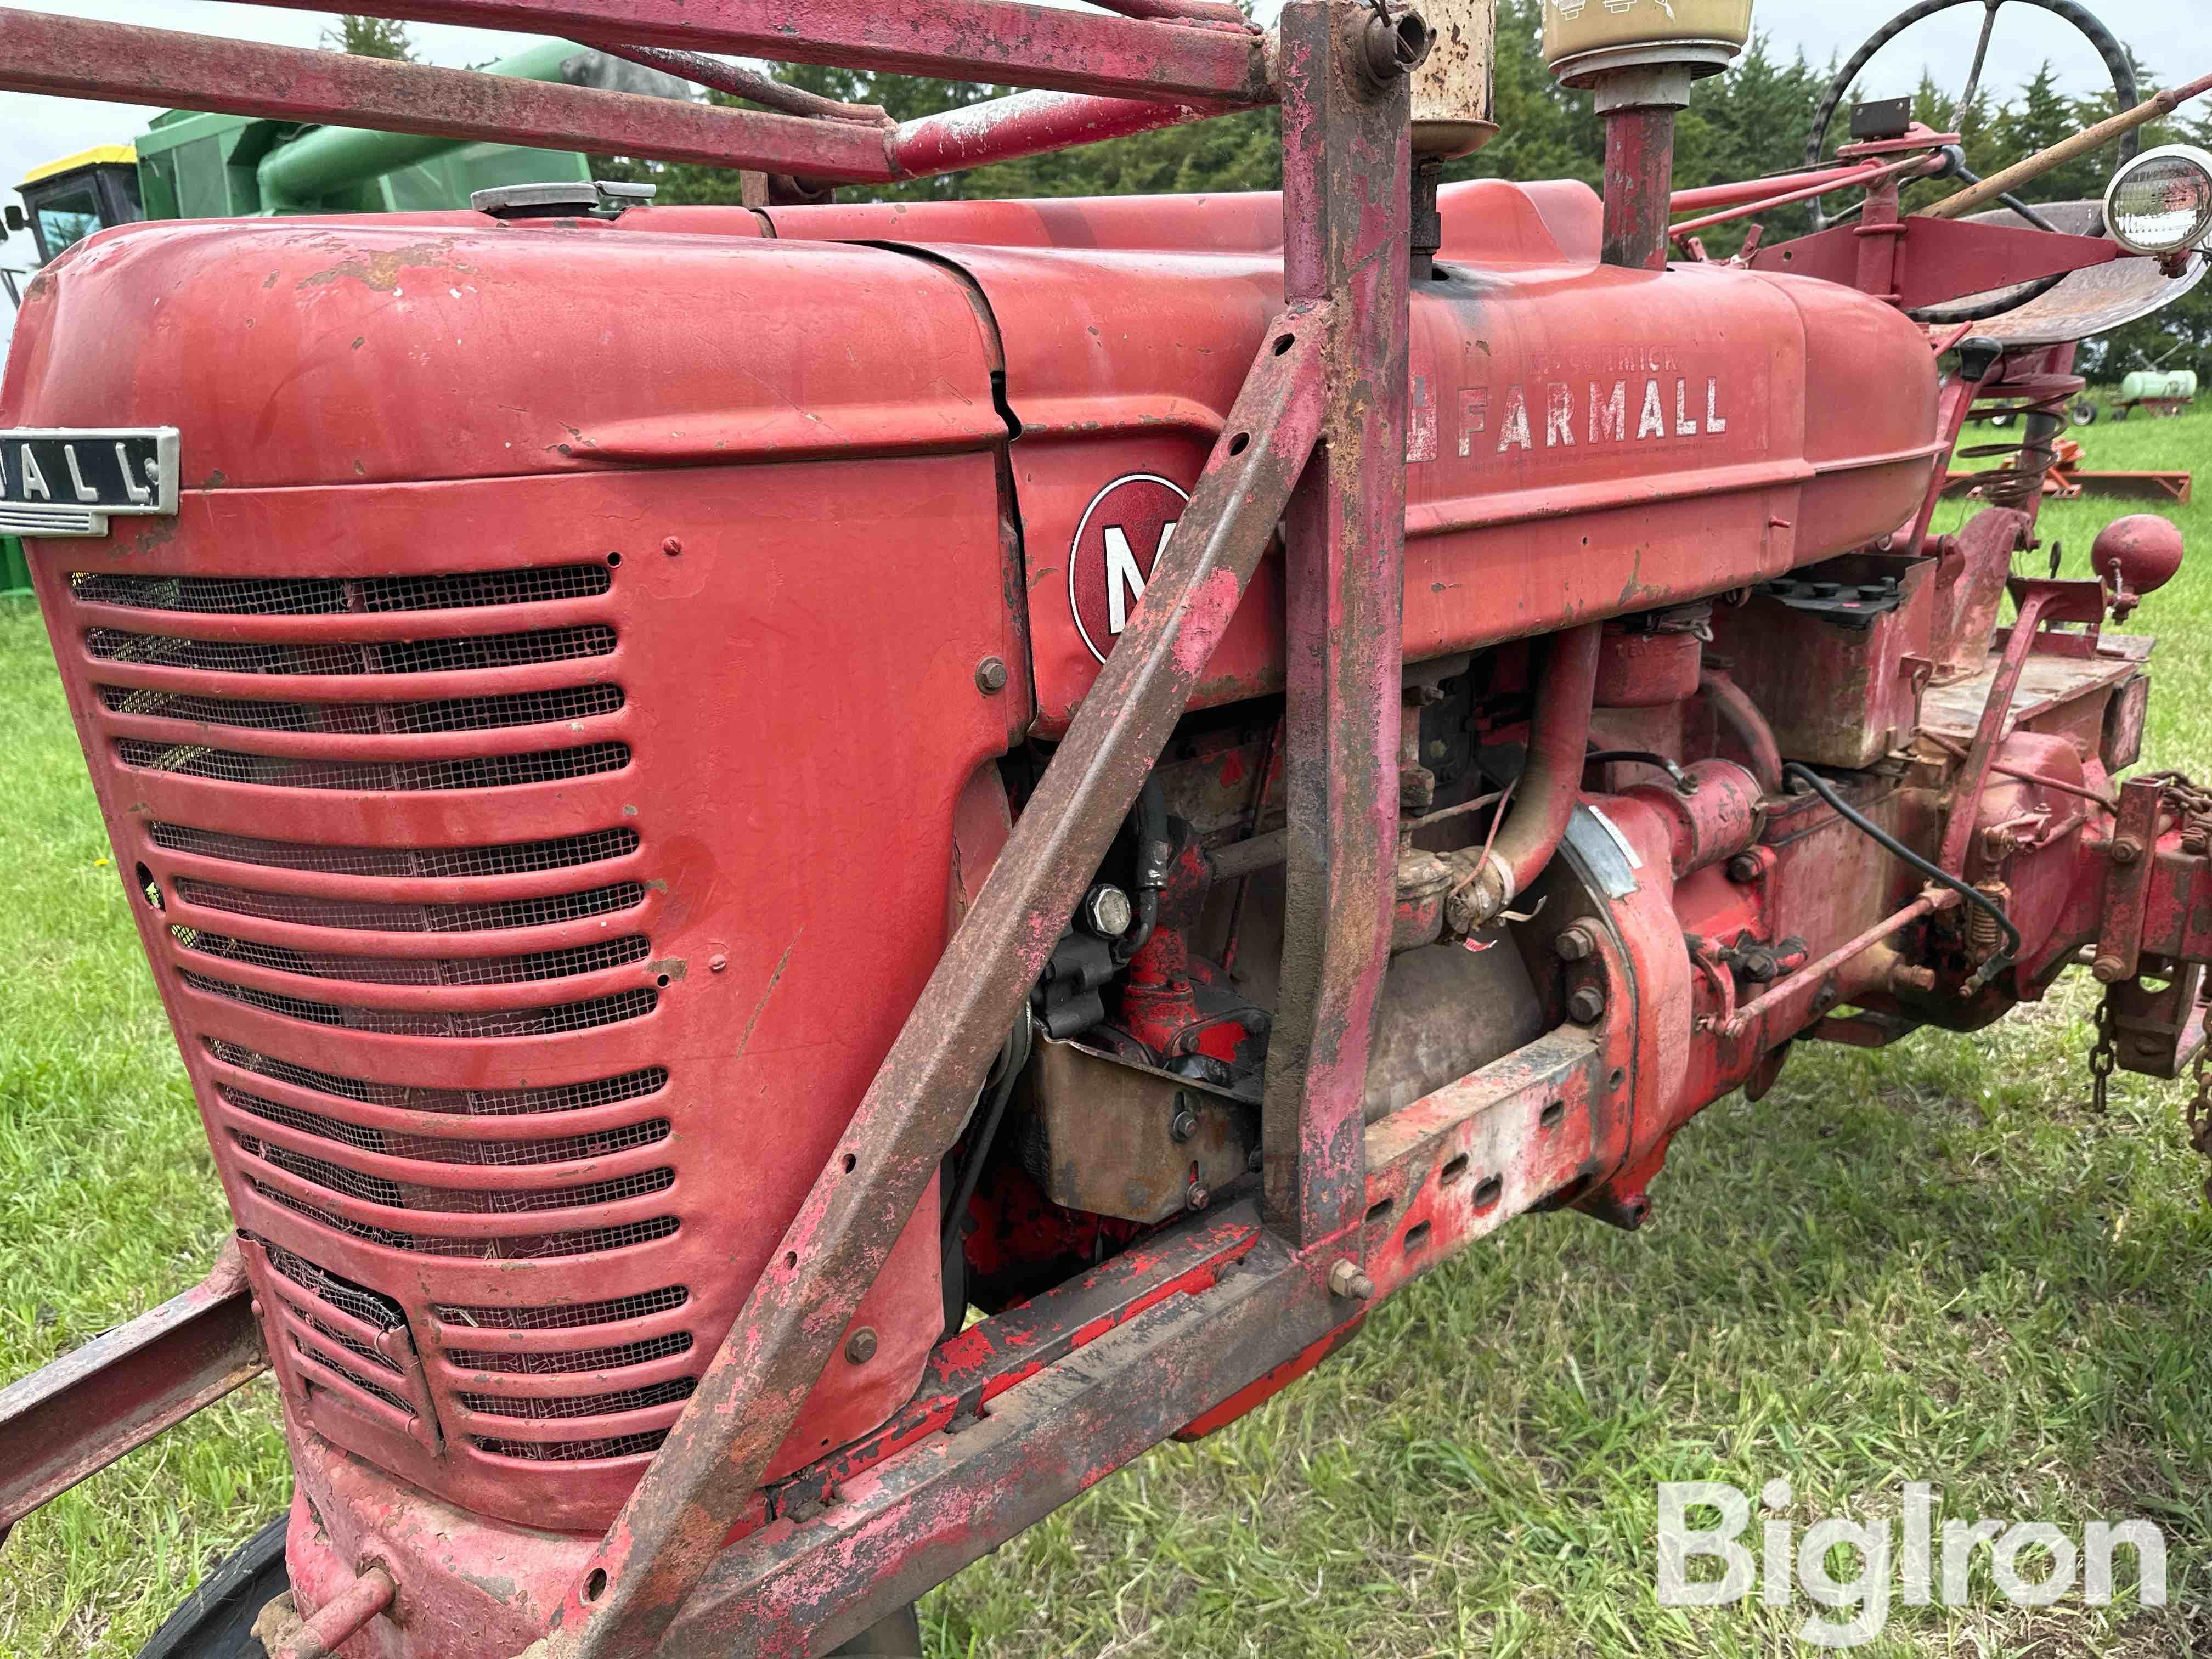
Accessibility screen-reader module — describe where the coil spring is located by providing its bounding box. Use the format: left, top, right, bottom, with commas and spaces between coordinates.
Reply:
1957, 373, 2085, 512
1966, 879, 2012, 963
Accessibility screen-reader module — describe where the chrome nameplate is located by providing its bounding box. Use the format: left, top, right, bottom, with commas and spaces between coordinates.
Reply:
0, 426, 179, 538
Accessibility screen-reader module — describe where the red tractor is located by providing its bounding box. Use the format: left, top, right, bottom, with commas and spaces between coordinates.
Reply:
2, 0, 2210, 1654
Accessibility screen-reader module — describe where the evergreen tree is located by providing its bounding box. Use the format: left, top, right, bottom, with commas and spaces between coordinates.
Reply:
325, 16, 415, 60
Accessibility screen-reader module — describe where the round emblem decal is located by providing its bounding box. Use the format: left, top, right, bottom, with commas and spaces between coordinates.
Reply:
1067, 472, 1189, 664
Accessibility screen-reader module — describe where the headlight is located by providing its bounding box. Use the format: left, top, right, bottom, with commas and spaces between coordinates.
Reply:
2104, 144, 2212, 258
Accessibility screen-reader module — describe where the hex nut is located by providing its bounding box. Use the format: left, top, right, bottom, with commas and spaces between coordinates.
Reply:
1553, 924, 1596, 962
2111, 837, 2143, 866
1328, 1259, 1375, 1300
1567, 984, 1606, 1024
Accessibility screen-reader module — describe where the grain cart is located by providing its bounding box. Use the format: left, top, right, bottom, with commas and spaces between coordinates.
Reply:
2, 0, 2211, 1655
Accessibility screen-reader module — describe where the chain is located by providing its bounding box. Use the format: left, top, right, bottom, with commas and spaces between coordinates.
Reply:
2089, 991, 2117, 1116
2141, 769, 2212, 854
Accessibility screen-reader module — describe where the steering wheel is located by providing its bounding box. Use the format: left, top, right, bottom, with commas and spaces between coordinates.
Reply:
1804, 0, 2140, 234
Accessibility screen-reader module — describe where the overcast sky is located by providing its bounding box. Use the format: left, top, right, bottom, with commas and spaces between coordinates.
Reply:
0, 0, 2205, 248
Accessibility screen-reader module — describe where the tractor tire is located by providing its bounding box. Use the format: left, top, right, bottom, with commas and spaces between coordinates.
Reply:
2114, 404, 2132, 421
138, 1514, 288, 1659
2071, 398, 2098, 426
831, 1602, 927, 1656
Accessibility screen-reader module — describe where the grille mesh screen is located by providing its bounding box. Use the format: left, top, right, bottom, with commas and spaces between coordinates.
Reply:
225, 1087, 669, 1166
432, 1286, 688, 1331
72, 565, 611, 616
446, 1331, 692, 1375
173, 928, 651, 986
473, 1430, 668, 1462
235, 1131, 675, 1214
100, 682, 623, 735
104, 555, 718, 1497
182, 973, 655, 1036
88, 624, 617, 676
251, 1180, 677, 1258
175, 878, 645, 935
204, 1040, 667, 1118
254, 1235, 409, 1331
117, 738, 629, 792
153, 823, 640, 879
296, 1337, 417, 1416
459, 1377, 695, 1420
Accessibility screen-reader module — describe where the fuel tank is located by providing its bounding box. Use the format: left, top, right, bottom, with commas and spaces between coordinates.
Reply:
5, 179, 1937, 1539
748, 178, 1942, 728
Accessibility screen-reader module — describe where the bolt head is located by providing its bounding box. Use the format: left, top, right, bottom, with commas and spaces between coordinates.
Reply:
708, 952, 728, 973
1170, 1094, 1199, 1142
1329, 1259, 1375, 1300
975, 656, 1009, 694
1727, 853, 1762, 883
661, 535, 684, 556
1081, 883, 1134, 939
1553, 925, 1595, 962
844, 1327, 878, 1365
2092, 953, 2129, 984
1185, 1180, 1210, 1211
2111, 837, 2143, 866
1567, 985, 1606, 1024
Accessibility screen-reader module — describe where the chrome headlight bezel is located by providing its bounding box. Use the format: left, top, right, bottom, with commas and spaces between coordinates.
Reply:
2104, 144, 2212, 259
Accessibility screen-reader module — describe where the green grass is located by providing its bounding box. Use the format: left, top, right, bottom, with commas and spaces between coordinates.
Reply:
4, 407, 2212, 1656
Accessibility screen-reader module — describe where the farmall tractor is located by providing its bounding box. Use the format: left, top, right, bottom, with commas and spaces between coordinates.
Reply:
2, 0, 2211, 1654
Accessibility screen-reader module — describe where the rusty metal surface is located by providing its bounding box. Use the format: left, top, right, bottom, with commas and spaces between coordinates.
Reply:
549, 313, 1334, 1659
231, 0, 1275, 105
1261, 0, 1412, 1248
0, 1242, 266, 1539
2094, 777, 2166, 985
1600, 105, 1677, 272
0, 10, 902, 180
1947, 202, 2208, 347
1026, 1037, 1252, 1222
661, 1203, 1342, 1657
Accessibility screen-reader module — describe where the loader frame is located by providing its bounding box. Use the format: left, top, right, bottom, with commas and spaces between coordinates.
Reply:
0, 4, 1443, 1652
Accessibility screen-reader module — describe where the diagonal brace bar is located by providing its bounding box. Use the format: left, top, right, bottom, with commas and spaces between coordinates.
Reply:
540, 308, 1335, 1659
223, 0, 1276, 106
0, 10, 902, 182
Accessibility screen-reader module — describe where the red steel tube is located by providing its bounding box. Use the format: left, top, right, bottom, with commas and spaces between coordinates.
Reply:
1667, 154, 1938, 241
1699, 667, 1782, 795
1668, 160, 1891, 216
1601, 105, 1677, 270
589, 42, 890, 123
1497, 621, 1605, 896
1717, 891, 1949, 1038
262, 1568, 397, 1659
890, 89, 1226, 178
0, 9, 902, 181
1084, 0, 1256, 25
222, 0, 1277, 106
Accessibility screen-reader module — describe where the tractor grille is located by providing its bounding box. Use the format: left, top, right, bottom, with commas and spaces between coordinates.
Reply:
70, 558, 706, 1503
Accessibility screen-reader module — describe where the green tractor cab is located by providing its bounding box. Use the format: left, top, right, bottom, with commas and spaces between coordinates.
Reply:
8, 143, 144, 266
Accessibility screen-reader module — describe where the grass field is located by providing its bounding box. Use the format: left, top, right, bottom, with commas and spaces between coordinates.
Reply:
4, 407, 2212, 1657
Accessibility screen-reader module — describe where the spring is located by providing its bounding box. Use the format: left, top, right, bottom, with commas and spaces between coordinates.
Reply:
1965, 879, 2012, 962
1956, 371, 2085, 511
